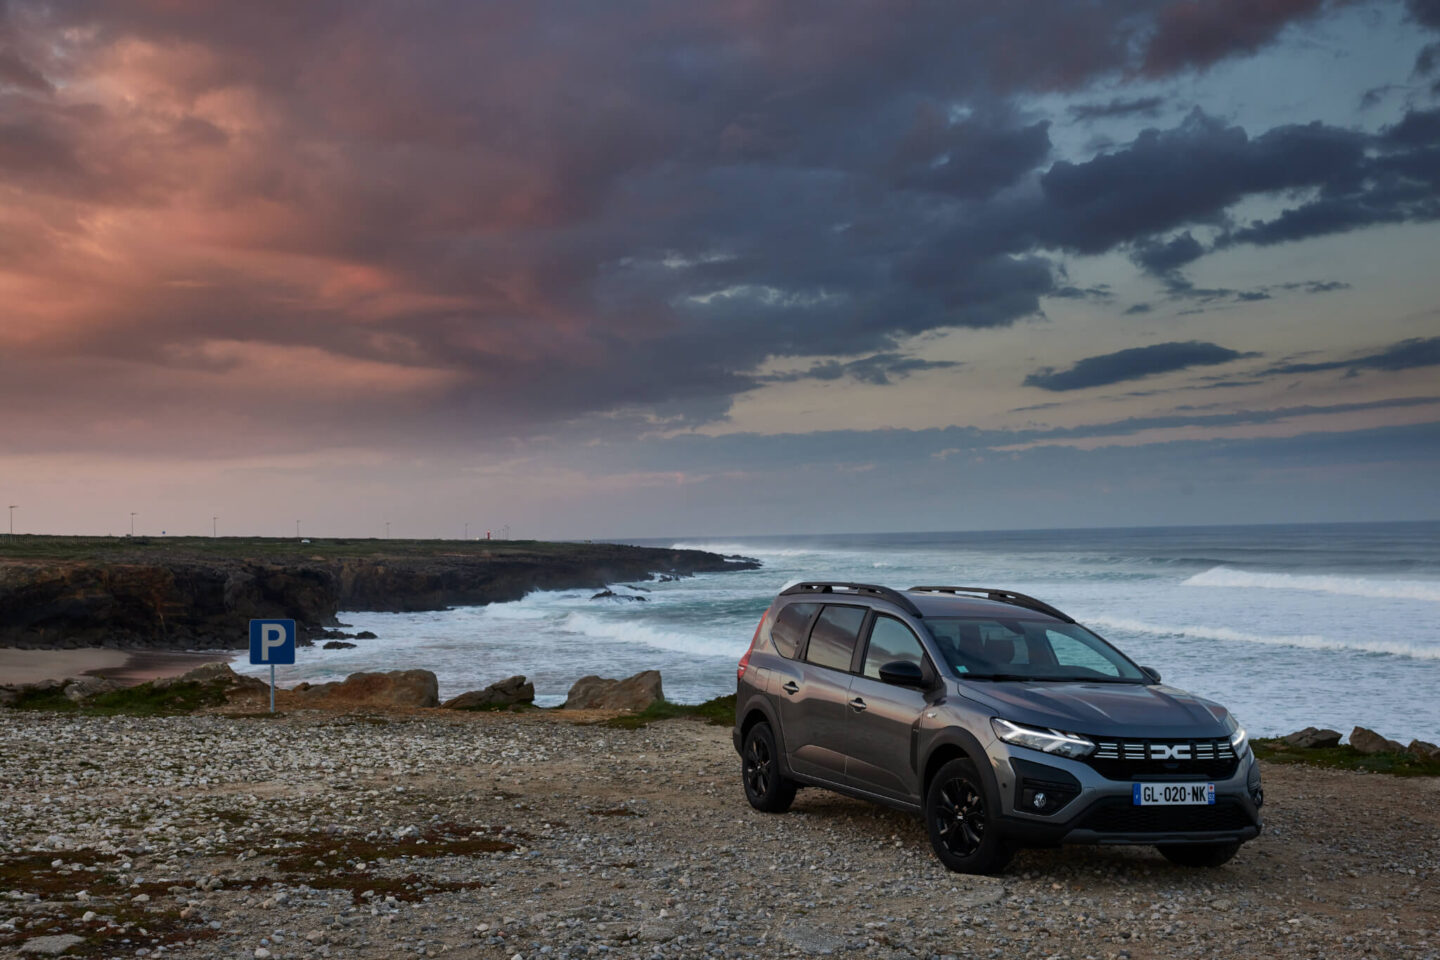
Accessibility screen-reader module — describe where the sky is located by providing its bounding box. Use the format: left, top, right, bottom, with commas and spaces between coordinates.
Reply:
1, 0, 1439, 540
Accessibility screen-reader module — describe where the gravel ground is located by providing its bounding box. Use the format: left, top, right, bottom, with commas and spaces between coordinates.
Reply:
2, 708, 1438, 960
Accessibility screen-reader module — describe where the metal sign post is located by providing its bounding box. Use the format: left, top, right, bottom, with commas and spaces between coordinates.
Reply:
249, 619, 297, 713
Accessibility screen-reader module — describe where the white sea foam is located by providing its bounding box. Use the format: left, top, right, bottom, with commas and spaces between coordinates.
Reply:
559, 612, 744, 659
1184, 566, 1440, 603
1085, 615, 1440, 661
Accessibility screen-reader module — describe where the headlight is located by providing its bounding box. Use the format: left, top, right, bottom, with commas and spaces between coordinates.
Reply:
1230, 724, 1248, 754
991, 718, 1096, 759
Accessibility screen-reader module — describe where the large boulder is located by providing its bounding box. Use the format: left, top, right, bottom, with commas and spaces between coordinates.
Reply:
443, 675, 535, 710
61, 676, 121, 702
1281, 727, 1342, 750
1349, 726, 1404, 755
1408, 739, 1440, 762
563, 670, 663, 711
293, 669, 440, 709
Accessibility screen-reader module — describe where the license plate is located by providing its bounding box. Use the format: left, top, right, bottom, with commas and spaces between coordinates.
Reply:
1132, 782, 1215, 806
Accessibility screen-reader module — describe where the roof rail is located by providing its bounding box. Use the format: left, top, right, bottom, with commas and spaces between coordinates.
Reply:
907, 586, 1075, 623
781, 581, 924, 618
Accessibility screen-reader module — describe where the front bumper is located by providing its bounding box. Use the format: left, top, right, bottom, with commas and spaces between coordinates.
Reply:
987, 740, 1264, 846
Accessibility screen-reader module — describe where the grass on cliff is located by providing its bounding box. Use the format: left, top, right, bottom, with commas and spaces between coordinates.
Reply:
0, 533, 707, 562
1253, 738, 1440, 777
600, 693, 736, 729
8, 678, 231, 716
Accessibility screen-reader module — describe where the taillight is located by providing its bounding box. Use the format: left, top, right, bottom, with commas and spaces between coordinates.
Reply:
738, 615, 764, 680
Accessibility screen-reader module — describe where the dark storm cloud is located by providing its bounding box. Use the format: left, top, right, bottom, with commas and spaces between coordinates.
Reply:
1408, 0, 1440, 29
888, 111, 1052, 200
1, 0, 1438, 456
1280, 280, 1351, 293
762, 353, 959, 386
1131, 232, 1205, 274
1069, 97, 1165, 121
1037, 111, 1370, 255
1125, 303, 1154, 314
0, 49, 49, 91
1416, 43, 1440, 76
1142, 0, 1331, 75
1025, 341, 1258, 392
1263, 336, 1440, 375
1217, 110, 1440, 247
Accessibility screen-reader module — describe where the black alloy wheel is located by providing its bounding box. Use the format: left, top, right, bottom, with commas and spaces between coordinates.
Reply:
935, 776, 986, 856
924, 757, 1012, 874
741, 722, 797, 813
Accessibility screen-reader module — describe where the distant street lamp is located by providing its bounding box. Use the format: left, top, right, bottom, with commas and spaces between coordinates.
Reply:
130, 512, 137, 536
385, 521, 390, 539
296, 519, 301, 538
213, 516, 218, 538
7, 505, 15, 540
464, 522, 469, 540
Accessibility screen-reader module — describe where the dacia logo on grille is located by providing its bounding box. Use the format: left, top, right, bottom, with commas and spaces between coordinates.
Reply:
1150, 743, 1192, 760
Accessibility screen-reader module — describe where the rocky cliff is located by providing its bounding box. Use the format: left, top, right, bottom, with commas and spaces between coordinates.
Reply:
0, 540, 757, 650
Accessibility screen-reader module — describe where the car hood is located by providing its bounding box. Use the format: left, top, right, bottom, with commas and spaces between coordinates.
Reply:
954, 679, 1233, 739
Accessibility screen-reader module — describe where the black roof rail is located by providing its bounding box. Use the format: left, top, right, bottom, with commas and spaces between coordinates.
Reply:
907, 586, 1075, 623
781, 581, 924, 618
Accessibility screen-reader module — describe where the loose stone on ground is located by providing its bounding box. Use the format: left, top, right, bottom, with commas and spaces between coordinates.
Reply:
0, 709, 1437, 960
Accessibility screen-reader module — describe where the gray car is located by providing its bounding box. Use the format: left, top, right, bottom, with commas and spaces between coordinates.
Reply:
733, 582, 1263, 873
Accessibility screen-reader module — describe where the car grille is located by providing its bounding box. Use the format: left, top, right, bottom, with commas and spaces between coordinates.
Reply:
1075, 798, 1255, 834
1084, 737, 1239, 781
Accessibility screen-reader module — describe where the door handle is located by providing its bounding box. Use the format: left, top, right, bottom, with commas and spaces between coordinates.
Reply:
782, 681, 799, 695
848, 697, 867, 712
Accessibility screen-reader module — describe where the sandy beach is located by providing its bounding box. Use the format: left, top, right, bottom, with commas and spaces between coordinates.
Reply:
0, 647, 231, 686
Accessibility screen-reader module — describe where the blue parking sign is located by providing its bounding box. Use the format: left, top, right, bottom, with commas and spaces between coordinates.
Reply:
249, 619, 296, 665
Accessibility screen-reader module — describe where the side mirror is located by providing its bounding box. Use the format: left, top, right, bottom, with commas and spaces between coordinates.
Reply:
1141, 665, 1162, 684
878, 660, 926, 687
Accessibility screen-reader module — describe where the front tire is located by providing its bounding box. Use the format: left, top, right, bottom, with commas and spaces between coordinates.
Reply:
1157, 841, 1241, 867
741, 722, 797, 813
924, 757, 1012, 874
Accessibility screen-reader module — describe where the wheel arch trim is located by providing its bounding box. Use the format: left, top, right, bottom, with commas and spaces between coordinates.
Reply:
737, 694, 795, 778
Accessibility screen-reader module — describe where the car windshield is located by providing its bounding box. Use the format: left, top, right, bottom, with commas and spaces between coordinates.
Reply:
923, 617, 1145, 683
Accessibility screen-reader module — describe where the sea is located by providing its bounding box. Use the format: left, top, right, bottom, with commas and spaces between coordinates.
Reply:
235, 521, 1440, 743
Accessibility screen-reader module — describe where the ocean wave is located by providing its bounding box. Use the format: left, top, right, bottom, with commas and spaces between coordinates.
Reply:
1086, 615, 1440, 661
1184, 566, 1440, 603
559, 612, 744, 659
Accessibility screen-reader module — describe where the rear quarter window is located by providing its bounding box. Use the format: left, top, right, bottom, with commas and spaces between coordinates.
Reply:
771, 602, 818, 659
805, 605, 868, 672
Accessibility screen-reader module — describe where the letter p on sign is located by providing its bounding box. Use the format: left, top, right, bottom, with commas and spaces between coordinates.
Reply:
249, 619, 297, 665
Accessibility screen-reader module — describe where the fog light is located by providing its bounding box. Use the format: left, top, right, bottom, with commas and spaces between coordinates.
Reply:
1019, 782, 1077, 815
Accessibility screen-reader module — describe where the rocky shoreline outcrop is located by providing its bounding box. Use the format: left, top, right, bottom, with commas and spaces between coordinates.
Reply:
2, 665, 672, 716
0, 541, 758, 651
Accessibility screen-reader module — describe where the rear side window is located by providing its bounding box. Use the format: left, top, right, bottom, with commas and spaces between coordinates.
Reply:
805, 605, 867, 672
771, 602, 818, 659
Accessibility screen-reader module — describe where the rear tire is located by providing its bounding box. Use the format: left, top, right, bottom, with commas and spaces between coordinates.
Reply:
741, 722, 797, 813
1157, 841, 1241, 867
924, 757, 1012, 874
